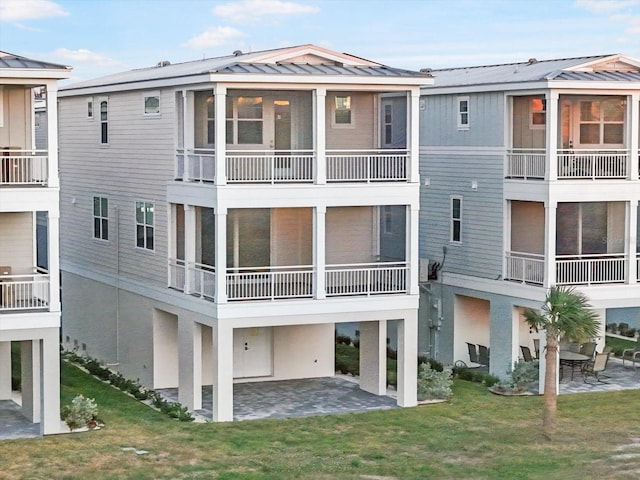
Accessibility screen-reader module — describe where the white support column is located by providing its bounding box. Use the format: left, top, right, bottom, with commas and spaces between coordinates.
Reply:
396, 312, 418, 407
545, 92, 559, 182
0, 342, 11, 400
592, 308, 607, 352
212, 322, 234, 422
45, 81, 59, 188
314, 87, 327, 184
359, 320, 387, 395
214, 85, 227, 185
627, 199, 638, 284
184, 204, 196, 293
20, 340, 40, 422
215, 208, 227, 303
183, 90, 194, 182
178, 320, 203, 411
407, 205, 419, 295
408, 88, 420, 183
314, 205, 326, 299
543, 201, 557, 288
47, 210, 61, 313
40, 329, 61, 434
630, 93, 639, 181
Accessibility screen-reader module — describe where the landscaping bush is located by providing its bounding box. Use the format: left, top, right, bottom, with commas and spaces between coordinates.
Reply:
452, 366, 500, 387
618, 323, 630, 336
417, 362, 453, 400
606, 323, 618, 333
61, 394, 99, 431
625, 328, 637, 338
335, 334, 352, 345
506, 360, 538, 390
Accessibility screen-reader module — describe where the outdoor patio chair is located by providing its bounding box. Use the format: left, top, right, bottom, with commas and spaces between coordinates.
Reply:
580, 342, 597, 360
622, 337, 640, 369
466, 342, 479, 364
520, 345, 534, 362
582, 352, 610, 384
478, 344, 489, 366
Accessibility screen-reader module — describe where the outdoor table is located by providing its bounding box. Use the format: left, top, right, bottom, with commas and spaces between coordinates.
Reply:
559, 351, 590, 380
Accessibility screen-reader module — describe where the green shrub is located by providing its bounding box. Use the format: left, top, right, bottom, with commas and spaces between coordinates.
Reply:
417, 362, 453, 400
61, 394, 98, 431
452, 366, 500, 387
506, 360, 539, 389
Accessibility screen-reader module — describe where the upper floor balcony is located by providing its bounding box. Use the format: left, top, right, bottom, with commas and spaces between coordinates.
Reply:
505, 94, 640, 182
174, 88, 416, 186
1, 148, 50, 187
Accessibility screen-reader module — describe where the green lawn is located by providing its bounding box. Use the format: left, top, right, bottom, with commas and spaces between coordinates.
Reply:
2, 362, 639, 479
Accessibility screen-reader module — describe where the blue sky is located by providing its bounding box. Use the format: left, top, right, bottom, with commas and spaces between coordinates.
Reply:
1, 0, 639, 84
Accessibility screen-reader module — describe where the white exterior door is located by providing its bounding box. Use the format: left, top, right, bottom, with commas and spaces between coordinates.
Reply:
233, 327, 273, 378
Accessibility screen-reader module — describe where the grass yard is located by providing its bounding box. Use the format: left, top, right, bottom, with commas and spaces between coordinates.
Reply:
1, 362, 639, 479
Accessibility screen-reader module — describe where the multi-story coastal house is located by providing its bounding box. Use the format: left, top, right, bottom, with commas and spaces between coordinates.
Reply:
419, 54, 640, 376
0, 52, 71, 434
58, 45, 431, 420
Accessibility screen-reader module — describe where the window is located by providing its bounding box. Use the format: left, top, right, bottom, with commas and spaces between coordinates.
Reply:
87, 100, 93, 118
93, 196, 108, 240
144, 93, 160, 115
457, 96, 469, 129
384, 104, 392, 145
578, 98, 624, 146
451, 197, 462, 243
35, 112, 42, 128
333, 95, 353, 126
207, 95, 214, 145
226, 96, 263, 144
530, 98, 546, 128
135, 201, 154, 250
100, 100, 108, 144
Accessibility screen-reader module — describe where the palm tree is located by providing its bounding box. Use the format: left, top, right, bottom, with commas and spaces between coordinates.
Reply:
523, 286, 599, 437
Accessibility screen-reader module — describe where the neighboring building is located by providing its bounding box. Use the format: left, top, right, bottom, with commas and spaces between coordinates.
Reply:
0, 52, 71, 434
419, 54, 640, 377
58, 45, 432, 420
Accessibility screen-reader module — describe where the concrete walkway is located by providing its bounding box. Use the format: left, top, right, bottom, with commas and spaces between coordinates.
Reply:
0, 400, 39, 440
560, 356, 640, 394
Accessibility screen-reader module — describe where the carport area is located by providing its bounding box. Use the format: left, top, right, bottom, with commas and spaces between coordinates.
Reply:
159, 376, 398, 421
0, 398, 40, 440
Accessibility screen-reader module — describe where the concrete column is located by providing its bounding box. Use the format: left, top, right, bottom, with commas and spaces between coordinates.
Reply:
183, 90, 195, 181
592, 308, 607, 352
45, 81, 59, 188
359, 320, 387, 395
0, 342, 11, 400
212, 322, 234, 422
184, 204, 196, 293
48, 210, 61, 312
489, 298, 516, 378
314, 87, 327, 184
545, 92, 559, 181
396, 312, 418, 407
214, 85, 227, 185
408, 88, 420, 183
544, 201, 557, 288
627, 199, 638, 284
20, 340, 40, 422
407, 205, 419, 295
314, 206, 326, 299
215, 209, 227, 303
40, 329, 61, 434
629, 93, 639, 181
178, 320, 203, 411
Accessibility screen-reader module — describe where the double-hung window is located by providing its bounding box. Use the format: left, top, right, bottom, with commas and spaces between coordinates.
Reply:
226, 96, 263, 144
530, 98, 546, 128
93, 196, 108, 240
451, 196, 462, 243
457, 96, 469, 129
333, 95, 353, 126
136, 201, 154, 250
100, 100, 108, 144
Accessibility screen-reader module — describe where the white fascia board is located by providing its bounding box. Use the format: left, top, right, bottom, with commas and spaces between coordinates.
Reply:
248, 46, 380, 67
0, 68, 72, 80
58, 73, 213, 97
208, 73, 432, 88
421, 79, 639, 96
579, 285, 640, 308
0, 312, 60, 333
0, 188, 60, 214
441, 272, 547, 303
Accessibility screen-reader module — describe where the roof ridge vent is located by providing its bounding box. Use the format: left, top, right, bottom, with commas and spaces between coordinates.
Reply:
527, 58, 538, 64
156, 60, 171, 67
233, 50, 243, 56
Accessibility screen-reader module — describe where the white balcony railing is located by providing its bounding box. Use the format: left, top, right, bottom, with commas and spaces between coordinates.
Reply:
505, 252, 545, 285
325, 262, 407, 296
226, 150, 314, 183
506, 149, 546, 179
175, 149, 215, 182
326, 149, 408, 182
557, 149, 628, 179
168, 258, 186, 291
0, 149, 48, 186
556, 254, 626, 285
0, 270, 50, 311
187, 262, 215, 299
226, 265, 314, 300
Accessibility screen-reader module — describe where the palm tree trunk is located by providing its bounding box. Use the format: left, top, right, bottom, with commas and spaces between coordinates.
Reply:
543, 334, 559, 436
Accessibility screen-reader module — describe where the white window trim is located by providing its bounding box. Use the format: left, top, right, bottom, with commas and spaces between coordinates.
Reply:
135, 200, 155, 252
0, 86, 4, 127
331, 94, 355, 128
99, 97, 109, 146
529, 98, 546, 130
457, 96, 469, 130
450, 196, 463, 243
92, 195, 109, 242
143, 91, 161, 116
87, 99, 94, 119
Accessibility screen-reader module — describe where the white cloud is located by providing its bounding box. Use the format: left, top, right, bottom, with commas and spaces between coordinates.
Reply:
575, 0, 638, 13
182, 26, 246, 49
52, 48, 120, 66
0, 0, 68, 21
213, 0, 319, 24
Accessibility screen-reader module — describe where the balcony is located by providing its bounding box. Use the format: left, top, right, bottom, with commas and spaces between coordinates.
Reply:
0, 268, 50, 312
174, 148, 409, 184
0, 149, 49, 186
168, 259, 408, 301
